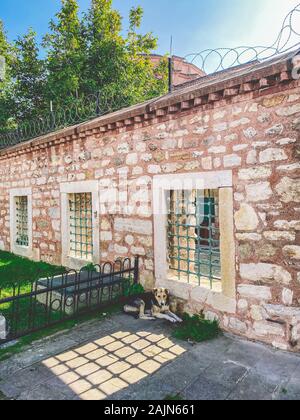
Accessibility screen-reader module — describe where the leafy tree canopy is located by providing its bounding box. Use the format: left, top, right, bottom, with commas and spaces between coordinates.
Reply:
0, 0, 168, 129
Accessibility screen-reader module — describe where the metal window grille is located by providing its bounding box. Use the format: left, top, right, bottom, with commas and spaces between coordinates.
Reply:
167, 189, 221, 290
69, 193, 93, 260
15, 196, 29, 247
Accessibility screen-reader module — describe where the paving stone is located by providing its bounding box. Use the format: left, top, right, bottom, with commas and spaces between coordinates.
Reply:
0, 314, 300, 400
203, 361, 249, 388
184, 375, 232, 400
276, 377, 300, 401
252, 351, 300, 383
224, 338, 269, 368
17, 376, 79, 401
227, 372, 281, 401
0, 364, 54, 399
0, 359, 24, 380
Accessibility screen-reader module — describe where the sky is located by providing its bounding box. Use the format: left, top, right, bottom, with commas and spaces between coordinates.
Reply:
1, 0, 300, 60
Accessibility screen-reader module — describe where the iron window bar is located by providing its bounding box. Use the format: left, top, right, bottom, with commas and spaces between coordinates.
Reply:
69, 193, 93, 260
15, 196, 29, 247
167, 189, 221, 289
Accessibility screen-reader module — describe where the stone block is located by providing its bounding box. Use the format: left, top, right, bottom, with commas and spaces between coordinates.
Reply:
264, 231, 296, 242
244, 127, 257, 139
259, 148, 288, 164
283, 246, 300, 260
206, 292, 236, 314
114, 218, 152, 235
275, 177, 300, 203
240, 263, 292, 285
238, 167, 272, 180
238, 285, 272, 301
224, 154, 242, 168
229, 318, 247, 333
250, 305, 267, 321
274, 220, 300, 231
276, 104, 300, 117
234, 204, 259, 231
236, 233, 262, 242
282, 288, 293, 306
264, 304, 300, 319
265, 123, 284, 136
246, 182, 272, 202
190, 286, 210, 304
237, 299, 248, 312
253, 321, 285, 337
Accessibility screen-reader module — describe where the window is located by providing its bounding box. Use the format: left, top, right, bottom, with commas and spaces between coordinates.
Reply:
153, 171, 236, 299
69, 193, 93, 260
167, 189, 221, 291
60, 181, 100, 269
15, 196, 29, 247
10, 188, 33, 259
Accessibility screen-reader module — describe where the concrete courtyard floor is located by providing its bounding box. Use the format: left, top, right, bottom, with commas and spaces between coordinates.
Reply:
0, 313, 300, 400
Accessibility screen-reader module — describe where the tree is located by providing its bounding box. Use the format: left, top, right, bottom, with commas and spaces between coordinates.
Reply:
0, 0, 168, 130
82, 0, 168, 108
0, 20, 15, 130
43, 0, 85, 104
11, 29, 46, 121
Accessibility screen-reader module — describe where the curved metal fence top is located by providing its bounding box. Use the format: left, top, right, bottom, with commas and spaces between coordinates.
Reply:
184, 2, 300, 75
0, 92, 133, 151
1, 3, 300, 151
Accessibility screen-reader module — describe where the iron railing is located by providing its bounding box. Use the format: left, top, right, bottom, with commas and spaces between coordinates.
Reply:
184, 2, 300, 74
0, 256, 140, 343
0, 91, 133, 151
1, 4, 299, 151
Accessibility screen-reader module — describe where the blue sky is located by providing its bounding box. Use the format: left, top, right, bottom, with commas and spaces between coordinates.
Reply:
1, 0, 299, 58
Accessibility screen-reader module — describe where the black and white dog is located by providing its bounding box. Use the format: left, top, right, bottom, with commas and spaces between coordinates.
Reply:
124, 288, 183, 324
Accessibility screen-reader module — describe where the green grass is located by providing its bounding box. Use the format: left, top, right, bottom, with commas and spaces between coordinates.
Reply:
172, 313, 221, 343
0, 250, 64, 293
0, 250, 66, 337
0, 251, 144, 361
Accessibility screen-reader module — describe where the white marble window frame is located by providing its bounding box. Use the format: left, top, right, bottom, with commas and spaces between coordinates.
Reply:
153, 171, 236, 310
10, 188, 33, 259
60, 181, 100, 269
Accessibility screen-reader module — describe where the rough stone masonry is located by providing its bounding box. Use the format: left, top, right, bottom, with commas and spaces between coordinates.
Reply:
0, 53, 299, 352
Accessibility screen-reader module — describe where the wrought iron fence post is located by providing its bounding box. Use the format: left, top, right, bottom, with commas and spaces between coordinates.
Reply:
168, 56, 173, 94
134, 256, 140, 285
96, 91, 101, 116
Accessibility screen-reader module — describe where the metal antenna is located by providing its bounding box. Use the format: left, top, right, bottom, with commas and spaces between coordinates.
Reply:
169, 36, 173, 94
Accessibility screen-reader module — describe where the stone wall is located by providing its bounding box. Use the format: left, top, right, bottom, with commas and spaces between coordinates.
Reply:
0, 63, 299, 351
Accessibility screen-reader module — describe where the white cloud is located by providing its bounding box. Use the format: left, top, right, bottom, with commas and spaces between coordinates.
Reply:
246, 0, 300, 49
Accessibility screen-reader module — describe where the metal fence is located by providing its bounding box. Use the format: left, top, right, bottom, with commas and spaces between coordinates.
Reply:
0, 92, 133, 151
184, 2, 300, 74
1, 4, 299, 151
0, 257, 139, 344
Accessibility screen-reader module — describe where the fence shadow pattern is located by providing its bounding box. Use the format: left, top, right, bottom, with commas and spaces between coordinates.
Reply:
0, 257, 139, 344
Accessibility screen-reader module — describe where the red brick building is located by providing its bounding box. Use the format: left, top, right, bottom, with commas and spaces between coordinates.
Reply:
0, 51, 299, 351
150, 54, 205, 86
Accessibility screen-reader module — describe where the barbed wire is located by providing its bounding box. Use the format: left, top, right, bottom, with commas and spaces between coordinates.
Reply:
184, 2, 300, 74
1, 4, 300, 151
0, 92, 134, 150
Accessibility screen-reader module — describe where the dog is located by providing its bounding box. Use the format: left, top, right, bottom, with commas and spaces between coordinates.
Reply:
124, 288, 183, 323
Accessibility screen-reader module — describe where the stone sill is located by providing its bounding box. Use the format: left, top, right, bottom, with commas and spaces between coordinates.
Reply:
157, 276, 237, 315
